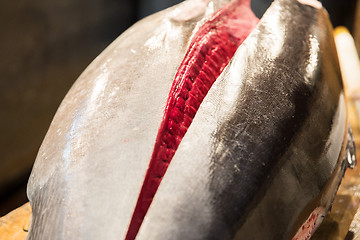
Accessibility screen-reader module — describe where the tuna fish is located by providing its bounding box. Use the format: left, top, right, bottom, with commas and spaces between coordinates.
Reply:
26, 0, 355, 239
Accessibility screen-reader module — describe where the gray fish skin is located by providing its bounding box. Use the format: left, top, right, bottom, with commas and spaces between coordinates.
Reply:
27, 0, 349, 240
25, 0, 223, 239
137, 0, 349, 240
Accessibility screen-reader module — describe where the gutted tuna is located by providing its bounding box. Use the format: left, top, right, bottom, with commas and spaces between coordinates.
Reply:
26, 0, 355, 239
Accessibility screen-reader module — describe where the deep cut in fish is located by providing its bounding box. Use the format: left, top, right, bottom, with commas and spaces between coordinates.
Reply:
126, 1, 258, 239
26, 0, 355, 239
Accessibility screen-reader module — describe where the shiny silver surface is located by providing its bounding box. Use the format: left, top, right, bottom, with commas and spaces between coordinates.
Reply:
26, 1, 223, 239
27, 0, 349, 239
138, 0, 347, 239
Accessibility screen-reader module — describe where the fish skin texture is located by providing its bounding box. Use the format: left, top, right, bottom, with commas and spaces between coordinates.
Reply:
26, 0, 349, 239
137, 1, 348, 239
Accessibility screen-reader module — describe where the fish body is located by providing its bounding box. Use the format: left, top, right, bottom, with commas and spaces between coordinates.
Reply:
26, 0, 354, 239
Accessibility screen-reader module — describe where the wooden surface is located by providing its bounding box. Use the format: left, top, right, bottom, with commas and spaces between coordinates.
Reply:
335, 26, 360, 240
353, 0, 360, 56
0, 203, 31, 240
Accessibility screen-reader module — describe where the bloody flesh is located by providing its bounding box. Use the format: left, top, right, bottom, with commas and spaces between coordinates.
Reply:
125, 0, 259, 239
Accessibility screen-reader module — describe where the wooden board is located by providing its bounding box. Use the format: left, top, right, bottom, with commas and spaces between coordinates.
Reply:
0, 203, 31, 240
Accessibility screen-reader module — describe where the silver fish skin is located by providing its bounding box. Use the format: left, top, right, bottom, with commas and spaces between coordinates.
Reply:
25, 0, 221, 239
27, 0, 352, 240
136, 0, 351, 239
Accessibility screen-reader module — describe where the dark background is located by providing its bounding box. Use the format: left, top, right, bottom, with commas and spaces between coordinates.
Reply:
0, 0, 358, 216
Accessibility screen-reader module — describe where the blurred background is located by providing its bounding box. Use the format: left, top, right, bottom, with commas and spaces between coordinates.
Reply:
0, 0, 358, 216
